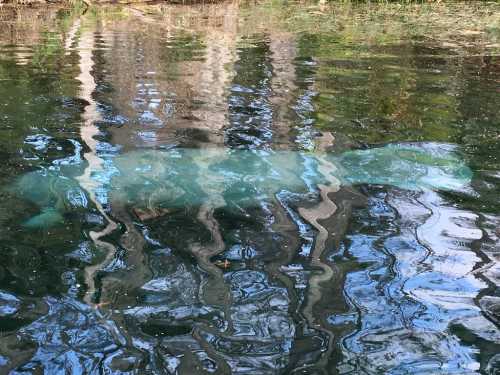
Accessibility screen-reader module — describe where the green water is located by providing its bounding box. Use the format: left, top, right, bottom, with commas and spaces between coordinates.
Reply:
0, 2, 499, 374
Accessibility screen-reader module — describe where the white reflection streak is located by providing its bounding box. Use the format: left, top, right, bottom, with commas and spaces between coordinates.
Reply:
73, 23, 118, 305
298, 154, 340, 369
64, 19, 80, 54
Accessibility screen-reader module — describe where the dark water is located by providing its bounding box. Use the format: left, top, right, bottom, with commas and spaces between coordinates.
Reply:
0, 2, 499, 374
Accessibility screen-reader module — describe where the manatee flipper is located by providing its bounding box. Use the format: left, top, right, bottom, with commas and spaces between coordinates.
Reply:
23, 207, 64, 228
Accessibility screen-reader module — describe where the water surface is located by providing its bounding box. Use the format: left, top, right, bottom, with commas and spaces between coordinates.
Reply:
0, 2, 500, 374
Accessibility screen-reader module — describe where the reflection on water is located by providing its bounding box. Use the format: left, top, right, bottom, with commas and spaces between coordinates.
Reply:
0, 1, 500, 374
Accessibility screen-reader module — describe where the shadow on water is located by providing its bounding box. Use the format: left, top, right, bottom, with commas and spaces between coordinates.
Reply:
0, 1, 500, 374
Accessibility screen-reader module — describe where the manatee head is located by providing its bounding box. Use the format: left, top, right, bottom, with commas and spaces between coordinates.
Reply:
336, 142, 472, 191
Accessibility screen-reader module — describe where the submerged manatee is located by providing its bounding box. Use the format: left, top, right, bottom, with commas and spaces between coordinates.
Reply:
12, 143, 472, 228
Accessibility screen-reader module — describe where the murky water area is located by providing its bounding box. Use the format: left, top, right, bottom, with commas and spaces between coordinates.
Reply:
0, 1, 499, 373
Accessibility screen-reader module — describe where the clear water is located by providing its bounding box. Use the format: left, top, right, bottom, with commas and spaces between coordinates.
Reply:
0, 2, 499, 374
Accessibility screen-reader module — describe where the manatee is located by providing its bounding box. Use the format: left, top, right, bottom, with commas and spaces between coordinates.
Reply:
11, 142, 472, 228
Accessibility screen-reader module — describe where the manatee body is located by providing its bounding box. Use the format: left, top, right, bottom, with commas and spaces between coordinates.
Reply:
110, 148, 307, 209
